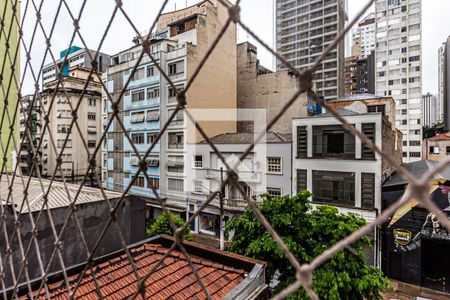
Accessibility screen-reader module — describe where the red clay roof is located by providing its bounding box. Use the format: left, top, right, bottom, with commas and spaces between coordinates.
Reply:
428, 132, 450, 141
31, 243, 247, 299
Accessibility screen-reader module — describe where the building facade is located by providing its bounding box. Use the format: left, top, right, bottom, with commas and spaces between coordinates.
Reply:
292, 104, 402, 266
182, 132, 291, 240
42, 46, 111, 85
0, 0, 19, 172
237, 42, 312, 134
440, 36, 450, 131
422, 93, 439, 128
40, 67, 103, 183
422, 132, 450, 161
375, 0, 423, 162
275, 0, 347, 101
351, 12, 375, 58
18, 95, 42, 176
104, 0, 237, 205
344, 54, 375, 96
438, 41, 446, 124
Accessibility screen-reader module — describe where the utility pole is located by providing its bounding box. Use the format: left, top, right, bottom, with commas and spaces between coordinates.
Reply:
219, 167, 225, 250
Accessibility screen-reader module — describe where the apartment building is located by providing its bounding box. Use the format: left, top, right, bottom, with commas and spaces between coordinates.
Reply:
42, 46, 111, 85
237, 42, 314, 134
18, 95, 42, 176
292, 103, 402, 265
351, 13, 375, 58
422, 93, 439, 128
422, 132, 450, 162
375, 0, 422, 162
439, 36, 450, 130
104, 0, 237, 204
344, 54, 375, 96
183, 132, 291, 239
275, 0, 348, 101
438, 41, 446, 124
40, 66, 103, 183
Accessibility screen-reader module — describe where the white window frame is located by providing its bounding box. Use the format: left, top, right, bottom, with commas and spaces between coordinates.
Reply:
193, 155, 203, 169
266, 187, 282, 197
193, 180, 203, 194
267, 157, 282, 174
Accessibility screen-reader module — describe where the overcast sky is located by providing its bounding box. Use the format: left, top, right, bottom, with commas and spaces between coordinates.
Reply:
20, 0, 450, 95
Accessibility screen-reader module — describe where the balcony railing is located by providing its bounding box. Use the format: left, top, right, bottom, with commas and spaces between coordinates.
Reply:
204, 168, 261, 183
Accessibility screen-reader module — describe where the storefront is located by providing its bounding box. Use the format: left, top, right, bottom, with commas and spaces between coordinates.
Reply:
381, 161, 450, 293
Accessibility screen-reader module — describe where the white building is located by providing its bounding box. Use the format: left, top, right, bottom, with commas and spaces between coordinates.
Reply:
438, 42, 446, 123
422, 93, 439, 127
351, 12, 375, 58
275, 0, 348, 101
292, 106, 402, 265
375, 0, 422, 162
185, 132, 292, 239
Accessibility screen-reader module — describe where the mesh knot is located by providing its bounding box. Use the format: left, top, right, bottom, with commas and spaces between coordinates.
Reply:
298, 70, 314, 92
298, 264, 313, 287
228, 5, 240, 23
176, 90, 186, 107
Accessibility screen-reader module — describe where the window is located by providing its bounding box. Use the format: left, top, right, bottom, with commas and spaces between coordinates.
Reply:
362, 123, 376, 160
130, 111, 145, 123
147, 177, 159, 190
446, 147, 450, 155
194, 155, 203, 168
147, 66, 154, 77
409, 140, 421, 146
361, 173, 375, 209
132, 68, 145, 81
133, 176, 145, 187
61, 154, 72, 162
57, 124, 71, 133
131, 90, 145, 102
146, 110, 160, 122
430, 146, 439, 154
367, 105, 385, 116
168, 132, 184, 149
193, 180, 203, 193
87, 126, 96, 134
167, 155, 184, 173
297, 126, 307, 158
88, 98, 96, 106
87, 112, 96, 121
131, 133, 144, 144
297, 169, 307, 193
168, 178, 184, 192
87, 140, 96, 148
267, 187, 282, 197
147, 132, 158, 144
267, 157, 282, 174
169, 63, 177, 75
409, 55, 420, 62
147, 88, 159, 99
410, 152, 421, 158
313, 125, 355, 159
312, 171, 355, 207
57, 139, 72, 148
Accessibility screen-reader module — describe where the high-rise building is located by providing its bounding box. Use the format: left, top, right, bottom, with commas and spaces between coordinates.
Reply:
375, 0, 422, 162
275, 0, 348, 101
440, 36, 450, 130
40, 67, 103, 183
344, 53, 375, 96
438, 42, 446, 123
422, 93, 439, 127
104, 0, 237, 207
351, 13, 376, 59
42, 46, 111, 85
0, 0, 20, 172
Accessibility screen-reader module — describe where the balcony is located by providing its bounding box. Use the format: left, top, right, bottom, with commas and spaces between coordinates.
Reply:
204, 168, 261, 183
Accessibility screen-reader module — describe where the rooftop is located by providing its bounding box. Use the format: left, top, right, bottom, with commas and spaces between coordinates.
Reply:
0, 177, 122, 213
200, 132, 292, 144
426, 132, 450, 141
24, 235, 266, 299
317, 108, 361, 118
384, 160, 450, 187
330, 93, 386, 103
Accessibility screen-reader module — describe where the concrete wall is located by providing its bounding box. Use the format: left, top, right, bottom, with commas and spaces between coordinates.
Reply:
237, 42, 308, 134
422, 137, 450, 162
0, 196, 146, 290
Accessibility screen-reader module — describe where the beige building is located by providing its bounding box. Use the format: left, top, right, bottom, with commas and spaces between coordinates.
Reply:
237, 42, 310, 134
422, 132, 450, 162
41, 66, 102, 182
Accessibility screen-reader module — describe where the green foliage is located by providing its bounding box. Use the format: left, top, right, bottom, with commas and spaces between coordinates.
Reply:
147, 211, 193, 241
226, 191, 388, 299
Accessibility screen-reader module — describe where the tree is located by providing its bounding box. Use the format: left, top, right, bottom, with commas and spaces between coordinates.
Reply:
226, 191, 388, 299
147, 211, 193, 241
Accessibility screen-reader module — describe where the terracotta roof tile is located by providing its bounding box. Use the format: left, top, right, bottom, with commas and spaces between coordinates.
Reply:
27, 243, 247, 299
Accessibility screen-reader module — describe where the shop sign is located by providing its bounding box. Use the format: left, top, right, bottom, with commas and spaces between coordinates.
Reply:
393, 229, 412, 246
